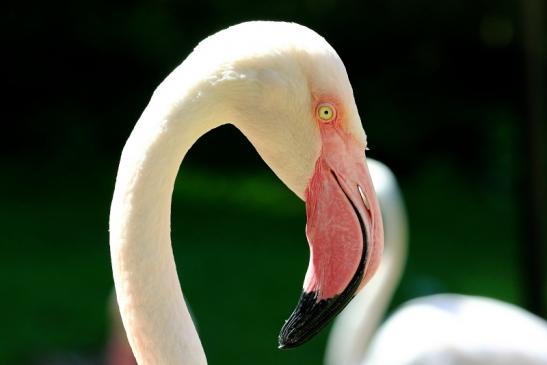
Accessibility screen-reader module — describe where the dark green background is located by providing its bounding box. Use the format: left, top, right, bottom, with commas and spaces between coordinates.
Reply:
3, 0, 546, 364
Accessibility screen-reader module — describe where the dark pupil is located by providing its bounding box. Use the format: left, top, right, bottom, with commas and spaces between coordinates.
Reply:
324, 110, 329, 115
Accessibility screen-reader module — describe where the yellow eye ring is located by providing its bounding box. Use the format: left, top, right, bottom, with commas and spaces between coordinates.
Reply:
317, 104, 336, 122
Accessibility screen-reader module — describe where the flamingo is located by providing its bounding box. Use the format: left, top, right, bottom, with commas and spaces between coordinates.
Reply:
109, 21, 384, 364
326, 161, 547, 365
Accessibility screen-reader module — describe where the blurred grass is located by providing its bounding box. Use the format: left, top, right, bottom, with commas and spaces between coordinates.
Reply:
0, 162, 525, 365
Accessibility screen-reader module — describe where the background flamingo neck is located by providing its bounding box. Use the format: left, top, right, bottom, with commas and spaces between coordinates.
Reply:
109, 61, 229, 365
325, 160, 408, 365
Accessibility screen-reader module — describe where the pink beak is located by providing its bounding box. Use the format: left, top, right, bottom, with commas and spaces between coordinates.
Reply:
279, 122, 384, 348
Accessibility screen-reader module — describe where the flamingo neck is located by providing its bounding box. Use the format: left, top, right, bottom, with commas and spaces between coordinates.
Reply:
109, 59, 230, 365
325, 160, 408, 365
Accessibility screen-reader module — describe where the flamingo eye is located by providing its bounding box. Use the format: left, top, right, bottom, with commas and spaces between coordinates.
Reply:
317, 104, 336, 122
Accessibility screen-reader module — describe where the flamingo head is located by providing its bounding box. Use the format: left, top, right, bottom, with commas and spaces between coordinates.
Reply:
275, 96, 384, 349
200, 22, 385, 348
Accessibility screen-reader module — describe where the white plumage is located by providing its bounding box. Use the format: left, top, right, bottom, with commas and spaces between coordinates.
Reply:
363, 294, 547, 365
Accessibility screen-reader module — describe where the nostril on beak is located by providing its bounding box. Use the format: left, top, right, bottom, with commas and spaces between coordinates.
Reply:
358, 185, 370, 210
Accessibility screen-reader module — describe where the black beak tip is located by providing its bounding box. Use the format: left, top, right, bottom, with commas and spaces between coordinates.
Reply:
277, 338, 297, 350
278, 326, 306, 349
277, 290, 342, 350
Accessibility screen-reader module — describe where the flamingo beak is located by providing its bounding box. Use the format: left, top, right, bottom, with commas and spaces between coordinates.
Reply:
278, 125, 384, 348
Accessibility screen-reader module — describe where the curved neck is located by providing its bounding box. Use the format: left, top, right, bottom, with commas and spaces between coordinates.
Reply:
325, 161, 408, 365
109, 61, 229, 365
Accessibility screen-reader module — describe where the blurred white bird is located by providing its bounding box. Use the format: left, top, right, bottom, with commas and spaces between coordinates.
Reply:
326, 160, 547, 365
